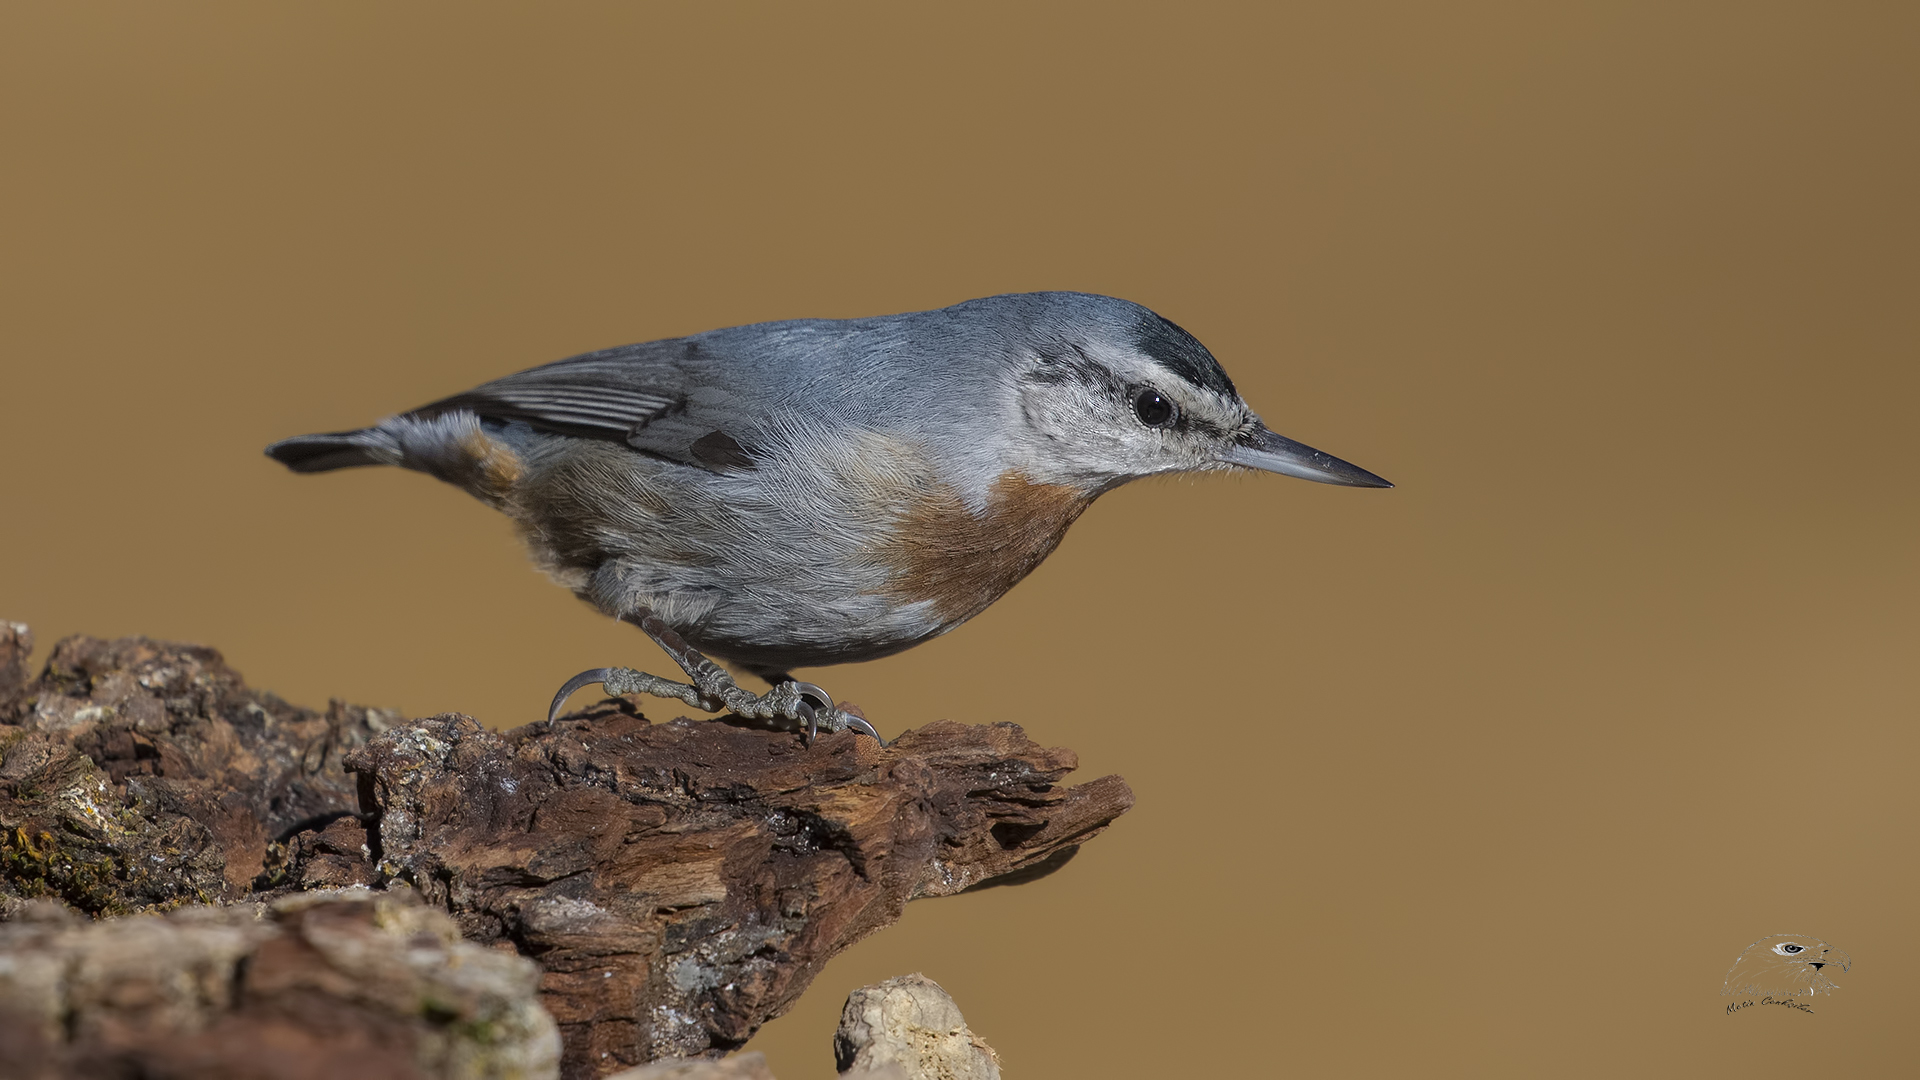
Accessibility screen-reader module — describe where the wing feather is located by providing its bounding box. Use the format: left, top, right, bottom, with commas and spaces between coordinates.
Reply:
400, 327, 839, 471
409, 341, 696, 443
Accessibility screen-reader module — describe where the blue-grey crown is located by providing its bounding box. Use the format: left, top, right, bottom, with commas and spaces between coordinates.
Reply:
946, 292, 1240, 399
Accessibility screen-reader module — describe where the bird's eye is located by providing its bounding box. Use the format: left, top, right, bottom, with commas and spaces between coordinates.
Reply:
1132, 388, 1176, 427
1775, 944, 1805, 955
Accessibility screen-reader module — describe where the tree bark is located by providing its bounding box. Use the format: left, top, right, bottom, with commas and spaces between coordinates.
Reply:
0, 626, 1132, 1078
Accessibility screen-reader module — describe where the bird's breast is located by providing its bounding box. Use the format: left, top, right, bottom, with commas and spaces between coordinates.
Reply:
876, 470, 1094, 626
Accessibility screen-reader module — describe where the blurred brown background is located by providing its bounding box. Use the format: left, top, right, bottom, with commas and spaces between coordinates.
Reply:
3, 2, 1915, 1076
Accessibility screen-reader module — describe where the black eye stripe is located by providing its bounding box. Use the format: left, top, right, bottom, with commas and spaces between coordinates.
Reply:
1132, 312, 1236, 397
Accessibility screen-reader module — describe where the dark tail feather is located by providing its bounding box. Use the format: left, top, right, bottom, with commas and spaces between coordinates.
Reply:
265, 429, 396, 473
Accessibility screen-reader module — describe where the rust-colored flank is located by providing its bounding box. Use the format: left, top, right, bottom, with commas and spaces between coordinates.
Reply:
456, 430, 525, 502
883, 471, 1093, 625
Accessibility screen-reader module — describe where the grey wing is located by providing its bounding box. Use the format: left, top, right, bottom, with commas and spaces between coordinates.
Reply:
408, 338, 770, 470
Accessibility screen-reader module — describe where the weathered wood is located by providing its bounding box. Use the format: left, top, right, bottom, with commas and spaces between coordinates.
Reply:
0, 890, 561, 1080
0, 630, 397, 914
0, 627, 1132, 1077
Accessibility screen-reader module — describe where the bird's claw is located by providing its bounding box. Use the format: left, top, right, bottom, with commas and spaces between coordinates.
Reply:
786, 681, 885, 744
547, 667, 882, 745
840, 712, 884, 743
548, 667, 619, 723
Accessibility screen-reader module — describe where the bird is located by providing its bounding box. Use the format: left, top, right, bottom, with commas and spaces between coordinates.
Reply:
1722, 934, 1851, 998
266, 292, 1392, 740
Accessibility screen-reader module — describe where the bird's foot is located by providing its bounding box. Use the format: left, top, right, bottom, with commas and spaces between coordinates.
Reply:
546, 604, 883, 742
547, 665, 881, 743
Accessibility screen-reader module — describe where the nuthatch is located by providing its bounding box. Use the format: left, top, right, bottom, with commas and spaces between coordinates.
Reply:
268, 292, 1391, 740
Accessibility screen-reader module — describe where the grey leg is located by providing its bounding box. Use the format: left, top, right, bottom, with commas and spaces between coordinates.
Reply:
547, 607, 882, 743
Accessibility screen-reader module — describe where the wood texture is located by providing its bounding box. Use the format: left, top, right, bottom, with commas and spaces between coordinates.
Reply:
0, 626, 1132, 1078
0, 890, 561, 1080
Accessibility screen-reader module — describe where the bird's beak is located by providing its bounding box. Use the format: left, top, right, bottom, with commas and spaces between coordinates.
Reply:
1220, 425, 1394, 488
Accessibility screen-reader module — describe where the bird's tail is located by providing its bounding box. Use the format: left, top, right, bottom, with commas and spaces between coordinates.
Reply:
264, 428, 403, 473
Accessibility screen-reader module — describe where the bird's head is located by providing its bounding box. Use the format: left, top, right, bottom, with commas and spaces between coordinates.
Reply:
1723, 934, 1852, 997
993, 293, 1392, 492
